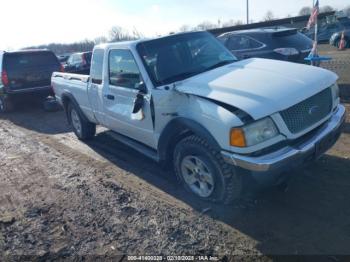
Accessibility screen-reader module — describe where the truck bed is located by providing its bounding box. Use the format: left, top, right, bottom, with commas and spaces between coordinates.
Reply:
51, 72, 96, 123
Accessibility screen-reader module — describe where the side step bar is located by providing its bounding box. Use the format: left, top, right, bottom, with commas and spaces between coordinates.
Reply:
106, 131, 160, 162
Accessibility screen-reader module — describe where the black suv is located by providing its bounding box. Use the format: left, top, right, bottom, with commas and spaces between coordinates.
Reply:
0, 50, 62, 112
218, 28, 313, 64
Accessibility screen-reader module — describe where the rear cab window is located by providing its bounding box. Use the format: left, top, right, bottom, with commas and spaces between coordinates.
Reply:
90, 49, 104, 84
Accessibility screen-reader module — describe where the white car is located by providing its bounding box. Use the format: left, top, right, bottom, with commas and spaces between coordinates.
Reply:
52, 31, 346, 204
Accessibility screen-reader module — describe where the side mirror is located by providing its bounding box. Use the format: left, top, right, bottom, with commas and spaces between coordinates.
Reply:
135, 81, 147, 94
132, 93, 144, 114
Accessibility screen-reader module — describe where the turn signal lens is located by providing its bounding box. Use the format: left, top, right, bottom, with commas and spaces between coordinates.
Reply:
1, 71, 9, 87
230, 128, 246, 147
231, 118, 279, 148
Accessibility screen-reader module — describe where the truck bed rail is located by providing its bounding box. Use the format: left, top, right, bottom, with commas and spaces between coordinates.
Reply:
52, 72, 90, 83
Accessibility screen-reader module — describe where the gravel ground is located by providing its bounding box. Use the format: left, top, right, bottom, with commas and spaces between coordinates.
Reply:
0, 45, 350, 260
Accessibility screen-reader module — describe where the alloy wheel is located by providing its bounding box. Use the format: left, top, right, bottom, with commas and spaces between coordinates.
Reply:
180, 155, 215, 198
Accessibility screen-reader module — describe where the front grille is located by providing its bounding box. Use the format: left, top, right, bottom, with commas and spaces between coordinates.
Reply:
280, 88, 333, 134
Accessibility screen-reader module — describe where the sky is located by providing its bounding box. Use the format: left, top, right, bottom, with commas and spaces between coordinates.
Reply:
0, 0, 349, 50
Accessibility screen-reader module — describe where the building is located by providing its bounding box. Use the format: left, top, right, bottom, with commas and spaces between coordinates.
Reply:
209, 11, 336, 36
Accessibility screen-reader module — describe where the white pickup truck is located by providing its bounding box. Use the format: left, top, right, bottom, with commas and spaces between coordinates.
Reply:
52, 31, 346, 204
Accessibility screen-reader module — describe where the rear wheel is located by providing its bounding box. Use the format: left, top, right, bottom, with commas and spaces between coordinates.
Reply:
174, 135, 243, 204
0, 96, 14, 113
67, 103, 96, 140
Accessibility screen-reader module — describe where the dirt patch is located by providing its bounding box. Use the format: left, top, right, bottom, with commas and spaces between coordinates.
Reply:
320, 44, 350, 100
0, 115, 260, 259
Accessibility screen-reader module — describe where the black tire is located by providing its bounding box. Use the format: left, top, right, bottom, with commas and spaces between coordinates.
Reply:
174, 135, 243, 204
67, 103, 96, 140
43, 97, 62, 112
0, 96, 14, 113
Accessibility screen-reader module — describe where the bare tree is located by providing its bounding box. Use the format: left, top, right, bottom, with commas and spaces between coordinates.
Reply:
23, 25, 136, 55
94, 36, 108, 45
222, 19, 244, 27
179, 25, 192, 32
109, 26, 136, 42
195, 21, 218, 31
299, 6, 312, 16
263, 11, 275, 21
320, 5, 334, 13
109, 26, 124, 42
131, 27, 144, 39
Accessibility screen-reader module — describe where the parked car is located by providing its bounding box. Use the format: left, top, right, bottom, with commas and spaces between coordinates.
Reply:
0, 49, 63, 112
218, 28, 313, 63
302, 18, 350, 43
57, 54, 70, 64
64, 52, 92, 75
52, 31, 345, 204
330, 29, 350, 49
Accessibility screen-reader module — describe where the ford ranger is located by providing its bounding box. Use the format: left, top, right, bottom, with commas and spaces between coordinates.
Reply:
52, 31, 346, 204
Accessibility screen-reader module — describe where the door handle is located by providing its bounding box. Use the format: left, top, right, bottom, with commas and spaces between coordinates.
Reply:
104, 94, 115, 100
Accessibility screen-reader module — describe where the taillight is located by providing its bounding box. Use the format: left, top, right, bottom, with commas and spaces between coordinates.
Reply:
60, 64, 65, 72
1, 71, 9, 87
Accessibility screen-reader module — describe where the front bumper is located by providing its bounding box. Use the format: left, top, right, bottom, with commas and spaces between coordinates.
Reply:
222, 105, 346, 185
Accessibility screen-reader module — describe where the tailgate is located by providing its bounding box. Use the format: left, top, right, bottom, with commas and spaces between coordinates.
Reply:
4, 52, 61, 92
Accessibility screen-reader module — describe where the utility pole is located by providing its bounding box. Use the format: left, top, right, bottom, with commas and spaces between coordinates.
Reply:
246, 0, 249, 24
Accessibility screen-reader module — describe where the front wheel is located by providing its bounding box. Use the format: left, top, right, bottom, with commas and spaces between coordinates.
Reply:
67, 103, 96, 140
174, 135, 243, 204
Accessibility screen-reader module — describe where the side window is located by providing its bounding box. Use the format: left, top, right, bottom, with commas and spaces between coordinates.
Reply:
74, 54, 83, 64
227, 36, 263, 50
67, 55, 74, 65
90, 49, 104, 84
109, 49, 142, 89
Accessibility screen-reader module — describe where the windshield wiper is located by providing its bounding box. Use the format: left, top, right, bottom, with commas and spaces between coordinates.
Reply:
160, 71, 200, 85
159, 60, 236, 85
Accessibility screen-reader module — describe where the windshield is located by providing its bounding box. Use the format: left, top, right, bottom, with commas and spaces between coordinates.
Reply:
4, 52, 59, 71
137, 32, 237, 86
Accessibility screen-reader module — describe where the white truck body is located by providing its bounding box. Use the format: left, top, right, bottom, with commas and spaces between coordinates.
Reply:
52, 32, 346, 203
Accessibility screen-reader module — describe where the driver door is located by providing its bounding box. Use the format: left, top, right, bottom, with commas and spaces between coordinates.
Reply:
103, 49, 155, 148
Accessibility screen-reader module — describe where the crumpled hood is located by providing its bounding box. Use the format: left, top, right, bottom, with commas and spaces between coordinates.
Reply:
176, 58, 338, 120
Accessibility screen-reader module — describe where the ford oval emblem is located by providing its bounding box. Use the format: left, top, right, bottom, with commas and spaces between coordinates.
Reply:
309, 105, 320, 116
